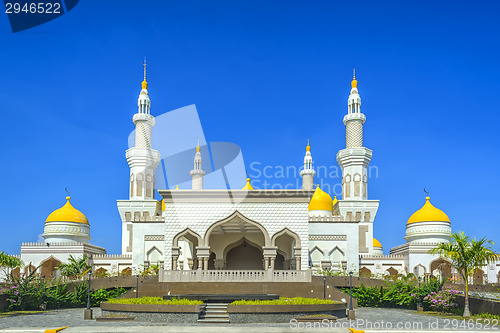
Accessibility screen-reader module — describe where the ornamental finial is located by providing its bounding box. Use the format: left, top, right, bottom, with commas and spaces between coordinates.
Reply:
142, 57, 148, 90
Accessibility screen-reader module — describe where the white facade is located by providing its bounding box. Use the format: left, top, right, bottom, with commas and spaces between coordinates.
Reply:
9, 71, 500, 284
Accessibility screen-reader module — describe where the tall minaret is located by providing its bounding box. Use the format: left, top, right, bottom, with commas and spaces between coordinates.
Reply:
190, 141, 205, 190
336, 70, 372, 201
300, 139, 315, 191
126, 59, 161, 200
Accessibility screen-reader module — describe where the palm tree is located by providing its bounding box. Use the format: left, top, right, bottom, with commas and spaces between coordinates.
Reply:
0, 252, 23, 269
429, 231, 498, 317
57, 255, 91, 279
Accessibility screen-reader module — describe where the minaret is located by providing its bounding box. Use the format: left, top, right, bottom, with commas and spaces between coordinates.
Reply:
126, 59, 161, 200
190, 141, 205, 190
300, 139, 315, 191
336, 70, 372, 201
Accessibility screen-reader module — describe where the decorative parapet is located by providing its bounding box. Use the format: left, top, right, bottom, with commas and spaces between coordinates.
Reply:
309, 216, 346, 222
359, 254, 404, 260
160, 269, 312, 283
309, 235, 347, 241
93, 254, 132, 260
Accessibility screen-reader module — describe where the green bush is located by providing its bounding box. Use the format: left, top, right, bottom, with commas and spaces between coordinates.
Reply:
1, 272, 130, 311
107, 297, 202, 305
341, 277, 446, 310
231, 297, 335, 305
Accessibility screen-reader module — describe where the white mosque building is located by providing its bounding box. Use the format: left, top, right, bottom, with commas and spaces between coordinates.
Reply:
14, 69, 500, 285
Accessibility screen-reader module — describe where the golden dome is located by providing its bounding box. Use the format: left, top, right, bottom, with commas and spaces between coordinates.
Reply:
141, 80, 148, 90
373, 238, 382, 248
242, 178, 254, 190
332, 196, 338, 206
46, 196, 89, 224
306, 139, 311, 152
407, 197, 450, 225
351, 76, 357, 89
308, 185, 333, 212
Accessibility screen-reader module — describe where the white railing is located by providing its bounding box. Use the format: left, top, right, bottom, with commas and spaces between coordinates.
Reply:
160, 269, 311, 283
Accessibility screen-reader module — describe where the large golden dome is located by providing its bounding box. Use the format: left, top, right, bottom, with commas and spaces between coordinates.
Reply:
45, 196, 89, 224
407, 196, 450, 225
308, 185, 333, 212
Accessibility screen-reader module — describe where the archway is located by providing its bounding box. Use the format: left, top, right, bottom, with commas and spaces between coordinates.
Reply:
430, 258, 452, 280
385, 267, 398, 278
413, 264, 426, 277
11, 267, 20, 278
205, 212, 269, 270
359, 267, 371, 277
473, 268, 484, 285
272, 228, 301, 270
40, 257, 61, 279
172, 228, 202, 270
24, 264, 36, 276
225, 239, 263, 270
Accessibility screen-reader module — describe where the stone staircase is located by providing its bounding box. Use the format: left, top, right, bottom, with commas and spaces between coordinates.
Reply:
197, 303, 230, 323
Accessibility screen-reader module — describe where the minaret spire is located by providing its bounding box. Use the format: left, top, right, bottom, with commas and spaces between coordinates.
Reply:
337, 71, 372, 201
125, 60, 161, 200
300, 139, 315, 191
190, 140, 205, 190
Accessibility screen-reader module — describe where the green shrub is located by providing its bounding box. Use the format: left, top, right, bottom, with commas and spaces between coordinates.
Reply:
231, 297, 335, 305
107, 297, 202, 305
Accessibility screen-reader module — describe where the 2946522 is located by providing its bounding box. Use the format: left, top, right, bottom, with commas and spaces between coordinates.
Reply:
5, 2, 61, 14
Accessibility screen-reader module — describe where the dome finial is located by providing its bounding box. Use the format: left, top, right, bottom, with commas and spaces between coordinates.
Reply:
351, 68, 358, 88
142, 57, 148, 90
196, 139, 200, 152
306, 138, 310, 152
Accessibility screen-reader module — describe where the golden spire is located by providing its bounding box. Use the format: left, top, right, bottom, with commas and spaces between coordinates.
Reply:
306, 138, 310, 152
142, 57, 148, 90
196, 139, 200, 152
351, 67, 357, 89
242, 178, 254, 190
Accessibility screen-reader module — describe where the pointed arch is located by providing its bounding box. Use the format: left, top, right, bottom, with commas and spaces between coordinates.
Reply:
40, 256, 62, 279
271, 228, 301, 248
203, 211, 270, 246
172, 228, 203, 247
328, 246, 345, 257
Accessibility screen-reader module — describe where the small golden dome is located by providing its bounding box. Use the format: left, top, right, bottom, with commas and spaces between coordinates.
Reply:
46, 196, 89, 224
332, 196, 338, 206
141, 80, 148, 90
373, 238, 382, 248
161, 199, 165, 212
308, 185, 333, 212
351, 76, 357, 89
242, 178, 254, 190
175, 185, 180, 190
407, 197, 450, 225
196, 143, 200, 153
306, 139, 311, 152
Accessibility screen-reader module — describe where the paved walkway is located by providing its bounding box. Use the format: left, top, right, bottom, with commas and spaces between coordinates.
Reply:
0, 307, 497, 332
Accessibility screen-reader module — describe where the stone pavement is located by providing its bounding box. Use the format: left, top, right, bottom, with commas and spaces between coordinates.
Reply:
0, 307, 497, 332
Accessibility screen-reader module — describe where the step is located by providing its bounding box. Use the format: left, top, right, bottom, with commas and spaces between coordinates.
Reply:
200, 314, 229, 319
198, 318, 230, 323
204, 309, 227, 313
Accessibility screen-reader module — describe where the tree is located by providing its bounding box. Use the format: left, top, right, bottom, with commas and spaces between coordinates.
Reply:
0, 252, 23, 269
0, 251, 23, 280
56, 255, 91, 279
429, 231, 498, 317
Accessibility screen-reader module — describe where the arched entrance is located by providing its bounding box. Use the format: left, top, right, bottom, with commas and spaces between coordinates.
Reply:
205, 212, 270, 270
430, 258, 452, 280
40, 257, 61, 279
225, 238, 263, 270
172, 228, 202, 270
359, 267, 371, 277
271, 228, 301, 270
473, 268, 484, 285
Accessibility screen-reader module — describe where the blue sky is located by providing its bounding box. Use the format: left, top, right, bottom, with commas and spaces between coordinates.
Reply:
1, 0, 499, 255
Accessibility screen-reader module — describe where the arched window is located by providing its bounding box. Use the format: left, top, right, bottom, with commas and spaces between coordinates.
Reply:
136, 173, 143, 196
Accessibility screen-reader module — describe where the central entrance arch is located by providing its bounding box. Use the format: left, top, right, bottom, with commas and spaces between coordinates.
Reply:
204, 211, 270, 270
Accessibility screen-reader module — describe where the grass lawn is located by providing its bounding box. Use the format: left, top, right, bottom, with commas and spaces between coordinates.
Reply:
0, 310, 51, 318
415, 311, 500, 323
